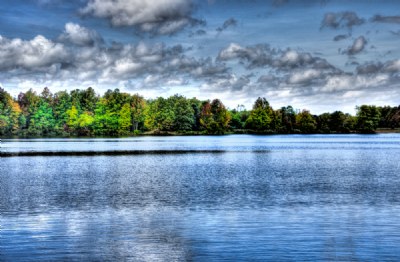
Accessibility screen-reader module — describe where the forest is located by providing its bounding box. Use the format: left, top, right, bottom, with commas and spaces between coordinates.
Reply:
0, 87, 399, 137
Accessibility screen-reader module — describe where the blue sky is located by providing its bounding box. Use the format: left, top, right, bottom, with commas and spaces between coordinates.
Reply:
1, 0, 400, 113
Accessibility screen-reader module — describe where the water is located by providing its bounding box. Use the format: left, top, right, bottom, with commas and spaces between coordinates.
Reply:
1, 134, 400, 261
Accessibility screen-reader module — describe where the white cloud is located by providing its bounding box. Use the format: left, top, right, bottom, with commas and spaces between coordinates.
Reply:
0, 35, 67, 71
80, 0, 202, 35
288, 69, 321, 84
346, 36, 367, 55
217, 43, 244, 60
384, 59, 400, 72
321, 73, 389, 93
59, 23, 103, 46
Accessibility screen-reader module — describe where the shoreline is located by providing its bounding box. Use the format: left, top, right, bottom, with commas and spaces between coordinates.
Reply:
1, 129, 400, 139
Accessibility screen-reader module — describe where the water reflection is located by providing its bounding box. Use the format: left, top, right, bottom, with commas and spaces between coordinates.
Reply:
1, 135, 400, 261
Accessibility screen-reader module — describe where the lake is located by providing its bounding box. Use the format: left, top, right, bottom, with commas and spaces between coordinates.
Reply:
1, 134, 400, 261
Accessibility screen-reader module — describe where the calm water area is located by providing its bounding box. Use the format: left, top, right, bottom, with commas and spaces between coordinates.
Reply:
1, 134, 400, 261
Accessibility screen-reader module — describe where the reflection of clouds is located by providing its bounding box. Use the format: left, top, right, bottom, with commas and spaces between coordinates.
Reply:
82, 208, 193, 261
4, 206, 400, 260
65, 211, 85, 237
2, 208, 192, 260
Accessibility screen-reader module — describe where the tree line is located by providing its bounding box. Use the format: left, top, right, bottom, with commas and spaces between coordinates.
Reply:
0, 87, 399, 137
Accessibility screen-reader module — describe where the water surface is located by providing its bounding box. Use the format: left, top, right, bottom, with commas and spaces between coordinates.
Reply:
1, 135, 400, 261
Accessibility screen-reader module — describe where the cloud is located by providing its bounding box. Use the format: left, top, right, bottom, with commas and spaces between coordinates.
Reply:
321, 73, 391, 93
383, 59, 400, 73
0, 35, 68, 71
277, 50, 315, 68
257, 74, 277, 83
345, 36, 367, 55
213, 40, 400, 110
217, 43, 274, 68
321, 11, 365, 30
356, 62, 382, 75
216, 18, 238, 33
59, 23, 103, 46
288, 69, 322, 85
333, 34, 349, 41
201, 74, 251, 93
355, 60, 400, 75
189, 29, 207, 37
80, 0, 205, 35
371, 15, 400, 24
217, 43, 338, 73
0, 24, 233, 95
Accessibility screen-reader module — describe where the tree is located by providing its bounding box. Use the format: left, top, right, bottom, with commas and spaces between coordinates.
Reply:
18, 89, 40, 132
173, 95, 195, 131
190, 98, 202, 131
280, 106, 296, 133
199, 99, 230, 134
229, 105, 249, 130
80, 87, 98, 113
0, 115, 10, 135
77, 112, 94, 136
9, 100, 22, 133
40, 87, 53, 104
93, 98, 108, 135
66, 105, 79, 131
388, 106, 400, 128
53, 91, 72, 132
229, 109, 244, 129
118, 103, 132, 134
317, 113, 331, 133
245, 97, 272, 131
0, 88, 22, 134
144, 97, 175, 131
356, 105, 381, 133
329, 111, 346, 133
28, 101, 55, 135
0, 86, 396, 136
130, 94, 146, 131
199, 101, 213, 132
296, 110, 317, 133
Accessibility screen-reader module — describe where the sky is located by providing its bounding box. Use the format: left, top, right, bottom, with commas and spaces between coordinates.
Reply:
0, 0, 400, 114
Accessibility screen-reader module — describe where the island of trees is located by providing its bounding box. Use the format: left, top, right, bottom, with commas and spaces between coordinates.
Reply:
0, 87, 399, 137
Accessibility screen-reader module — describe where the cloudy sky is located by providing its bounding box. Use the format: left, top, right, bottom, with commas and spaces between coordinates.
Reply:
1, 0, 400, 113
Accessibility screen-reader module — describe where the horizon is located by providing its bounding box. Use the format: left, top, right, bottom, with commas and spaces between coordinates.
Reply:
1, 0, 400, 114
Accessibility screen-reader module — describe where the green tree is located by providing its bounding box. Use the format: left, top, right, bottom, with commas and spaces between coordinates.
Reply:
118, 103, 132, 134
53, 91, 72, 132
245, 97, 272, 131
356, 105, 381, 133
296, 110, 317, 134
144, 97, 175, 131
280, 106, 296, 133
18, 89, 40, 132
173, 95, 195, 131
317, 113, 331, 133
77, 112, 94, 136
28, 101, 55, 135
66, 105, 79, 131
0, 115, 10, 135
130, 94, 146, 131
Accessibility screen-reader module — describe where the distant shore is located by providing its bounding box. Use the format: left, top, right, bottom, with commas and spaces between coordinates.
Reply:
375, 128, 400, 133
2, 129, 400, 139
